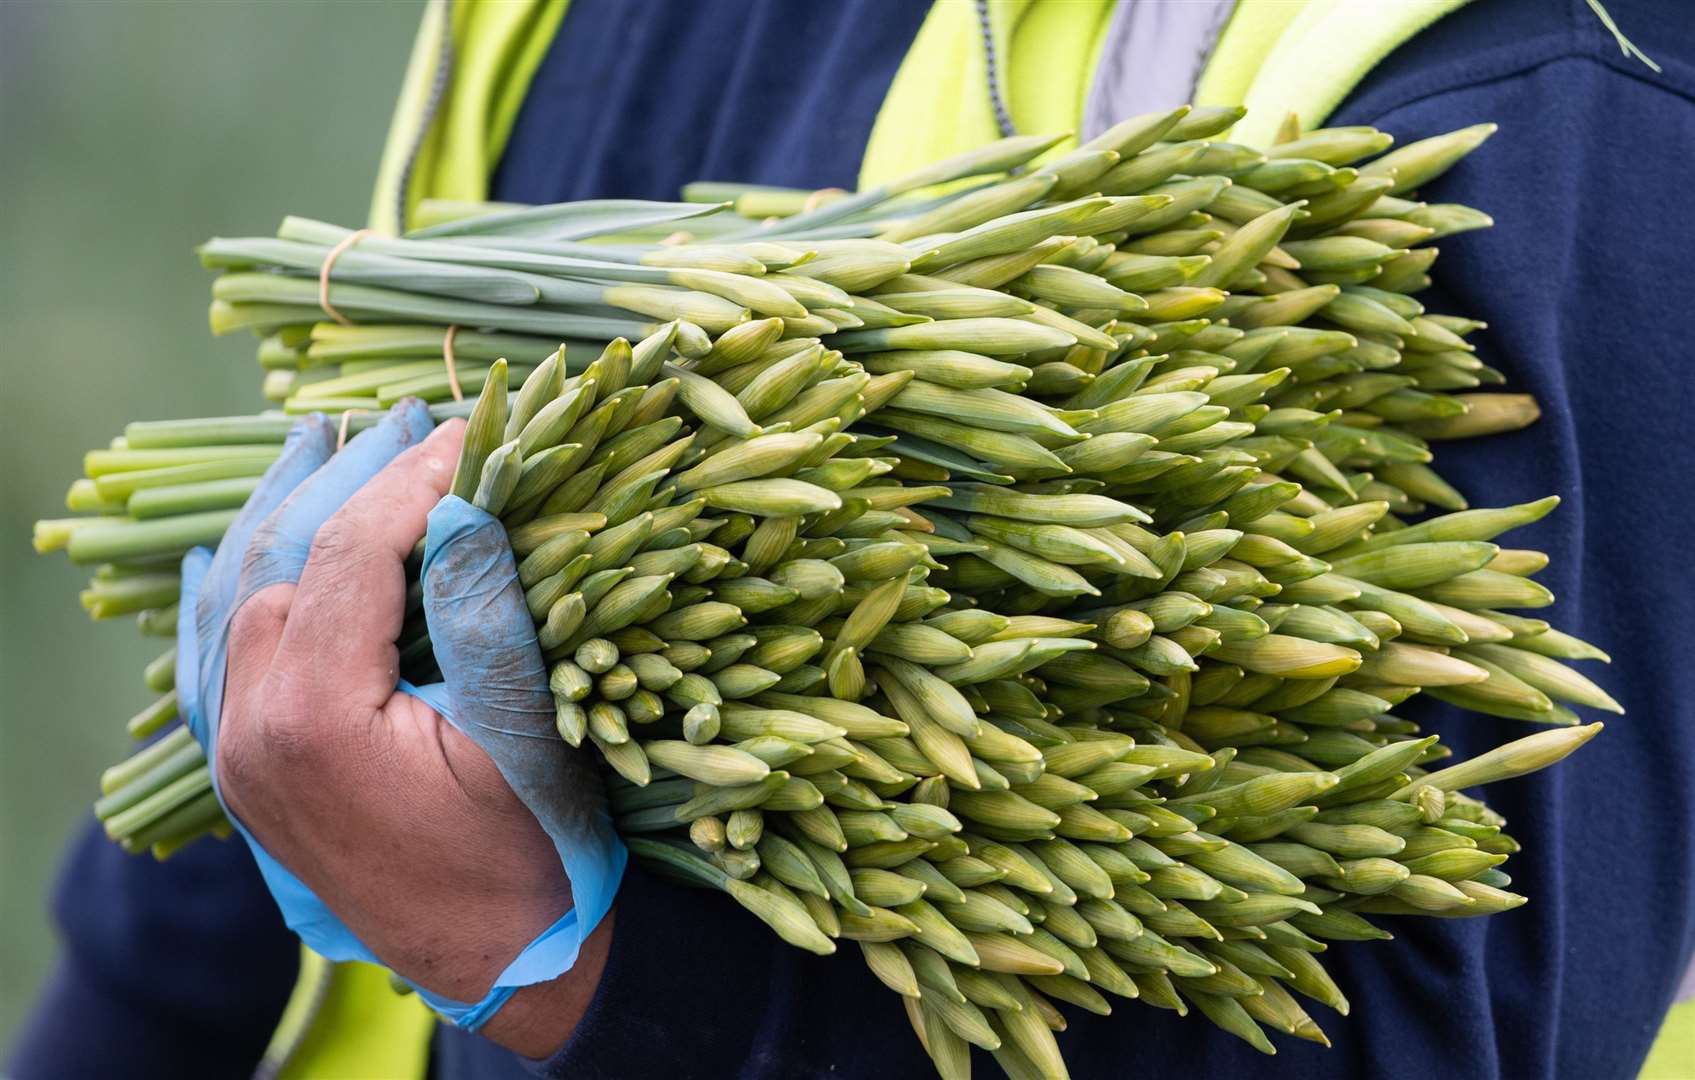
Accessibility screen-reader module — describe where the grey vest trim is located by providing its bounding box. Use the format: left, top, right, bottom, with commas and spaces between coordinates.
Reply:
1082, 0, 1236, 141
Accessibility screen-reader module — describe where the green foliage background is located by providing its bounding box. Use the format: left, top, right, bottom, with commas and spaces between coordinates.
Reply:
0, 0, 422, 1050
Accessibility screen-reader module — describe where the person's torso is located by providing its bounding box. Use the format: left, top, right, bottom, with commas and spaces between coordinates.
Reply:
403, 1, 1695, 1075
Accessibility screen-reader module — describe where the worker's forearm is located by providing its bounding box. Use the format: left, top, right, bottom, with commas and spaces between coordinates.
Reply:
479, 909, 615, 1059
429, 866, 788, 1079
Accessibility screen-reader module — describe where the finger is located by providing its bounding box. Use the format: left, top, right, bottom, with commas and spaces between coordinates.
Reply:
270, 418, 465, 716
224, 400, 437, 697
197, 416, 335, 621
175, 546, 215, 744
418, 495, 621, 972
186, 418, 332, 753
236, 399, 436, 606
418, 496, 551, 732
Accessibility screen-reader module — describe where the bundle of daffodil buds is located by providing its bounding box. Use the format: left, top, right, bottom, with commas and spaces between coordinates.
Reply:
35, 105, 1620, 1078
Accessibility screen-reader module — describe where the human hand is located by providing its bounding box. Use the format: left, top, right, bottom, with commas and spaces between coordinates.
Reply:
177, 400, 623, 1057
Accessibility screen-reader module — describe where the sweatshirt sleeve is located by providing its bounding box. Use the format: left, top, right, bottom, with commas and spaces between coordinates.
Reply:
1335, 48, 1695, 1078
6, 815, 298, 1079
451, 8, 1695, 1079
427, 862, 818, 1080
1277, 6, 1695, 1076
435, 856, 959, 1079
525, 865, 786, 1078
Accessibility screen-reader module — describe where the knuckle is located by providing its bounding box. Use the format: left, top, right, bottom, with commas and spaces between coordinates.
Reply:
303, 519, 384, 605
308, 515, 370, 569
214, 718, 266, 811
255, 682, 328, 764
252, 718, 325, 772
226, 590, 286, 662
226, 602, 261, 657
218, 679, 323, 796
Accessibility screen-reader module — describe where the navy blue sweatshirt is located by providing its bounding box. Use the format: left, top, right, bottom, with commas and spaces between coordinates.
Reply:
11, 1, 1695, 1076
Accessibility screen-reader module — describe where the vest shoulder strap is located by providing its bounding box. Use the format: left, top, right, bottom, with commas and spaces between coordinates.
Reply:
369, 0, 567, 233
374, 0, 1473, 229
859, 0, 1473, 185
1201, 0, 1471, 147
857, 0, 1115, 191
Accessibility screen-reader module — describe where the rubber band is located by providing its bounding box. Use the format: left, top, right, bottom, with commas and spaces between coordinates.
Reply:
802, 187, 847, 213
318, 229, 374, 326
442, 325, 464, 402
335, 409, 365, 451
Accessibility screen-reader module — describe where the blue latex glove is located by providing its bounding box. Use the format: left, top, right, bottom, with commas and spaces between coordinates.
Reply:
176, 401, 624, 1033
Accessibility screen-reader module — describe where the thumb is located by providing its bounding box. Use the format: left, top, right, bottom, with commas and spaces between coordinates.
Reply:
420, 495, 551, 734
419, 495, 624, 974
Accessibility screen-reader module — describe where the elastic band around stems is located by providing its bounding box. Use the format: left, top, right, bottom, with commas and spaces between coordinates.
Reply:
442, 325, 464, 402
318, 229, 375, 326
335, 409, 365, 452
803, 187, 847, 213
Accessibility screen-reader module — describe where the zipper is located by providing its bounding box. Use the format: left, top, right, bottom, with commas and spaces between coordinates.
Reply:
975, 0, 1017, 138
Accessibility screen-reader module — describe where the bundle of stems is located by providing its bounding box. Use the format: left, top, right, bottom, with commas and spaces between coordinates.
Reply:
35, 106, 1617, 1077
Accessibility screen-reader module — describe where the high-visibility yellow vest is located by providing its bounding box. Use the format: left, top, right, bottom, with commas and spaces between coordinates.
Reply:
362, 0, 1468, 234
254, 2, 1695, 1076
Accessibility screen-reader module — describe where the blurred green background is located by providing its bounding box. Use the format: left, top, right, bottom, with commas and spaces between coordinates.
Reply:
0, 0, 422, 1052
